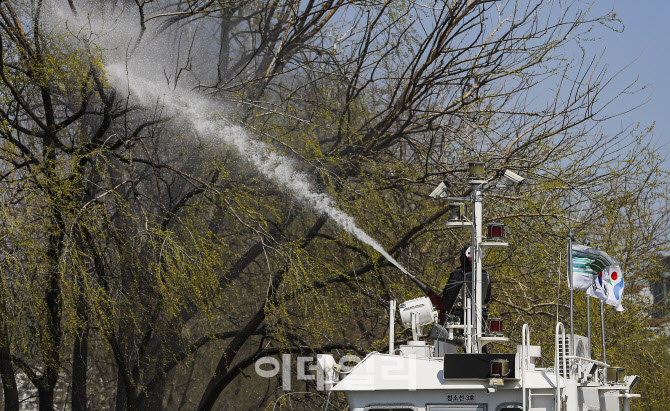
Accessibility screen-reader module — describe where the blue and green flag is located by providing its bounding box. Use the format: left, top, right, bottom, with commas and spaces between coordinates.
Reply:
570, 244, 624, 311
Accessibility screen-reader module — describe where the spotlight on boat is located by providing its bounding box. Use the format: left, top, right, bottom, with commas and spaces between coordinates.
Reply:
467, 161, 487, 185
399, 297, 436, 327
489, 358, 510, 378
399, 297, 437, 341
448, 203, 465, 221
607, 366, 626, 384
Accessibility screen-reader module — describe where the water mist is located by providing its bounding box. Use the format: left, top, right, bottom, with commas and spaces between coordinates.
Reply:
48, 1, 417, 280
106, 66, 415, 278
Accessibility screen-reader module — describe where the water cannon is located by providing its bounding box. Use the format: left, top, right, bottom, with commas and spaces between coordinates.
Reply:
394, 266, 446, 322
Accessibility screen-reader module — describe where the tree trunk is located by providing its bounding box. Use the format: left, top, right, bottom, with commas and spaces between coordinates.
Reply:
0, 346, 18, 411
0, 282, 19, 411
71, 326, 88, 411
37, 387, 55, 411
114, 371, 127, 411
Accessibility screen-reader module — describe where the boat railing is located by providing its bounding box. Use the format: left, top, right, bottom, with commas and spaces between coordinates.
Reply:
564, 355, 609, 384
563, 355, 608, 367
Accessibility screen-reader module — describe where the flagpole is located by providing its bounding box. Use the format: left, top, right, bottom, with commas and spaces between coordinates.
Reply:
586, 296, 591, 358
568, 231, 574, 356
600, 300, 607, 364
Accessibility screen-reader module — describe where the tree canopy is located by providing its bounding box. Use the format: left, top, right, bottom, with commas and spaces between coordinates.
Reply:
0, 0, 668, 409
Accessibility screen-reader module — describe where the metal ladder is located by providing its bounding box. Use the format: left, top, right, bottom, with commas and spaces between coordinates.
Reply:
553, 322, 567, 411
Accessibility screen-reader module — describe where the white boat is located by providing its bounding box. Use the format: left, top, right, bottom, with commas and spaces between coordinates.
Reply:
318, 164, 641, 411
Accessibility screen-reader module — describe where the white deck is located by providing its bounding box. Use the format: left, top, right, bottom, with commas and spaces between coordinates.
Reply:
331, 351, 636, 411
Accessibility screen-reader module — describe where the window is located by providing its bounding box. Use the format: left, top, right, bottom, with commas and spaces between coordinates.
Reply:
496, 403, 522, 411
366, 408, 415, 411
651, 258, 670, 319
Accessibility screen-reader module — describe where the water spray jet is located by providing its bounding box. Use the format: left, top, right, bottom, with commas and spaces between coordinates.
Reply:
48, 2, 441, 310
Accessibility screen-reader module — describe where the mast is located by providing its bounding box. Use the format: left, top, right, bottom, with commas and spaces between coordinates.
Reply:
568, 231, 575, 357
432, 163, 523, 353
465, 162, 487, 353
473, 186, 484, 353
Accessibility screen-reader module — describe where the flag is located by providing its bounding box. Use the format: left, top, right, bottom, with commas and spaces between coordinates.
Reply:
570, 244, 616, 290
587, 264, 625, 311
570, 244, 624, 311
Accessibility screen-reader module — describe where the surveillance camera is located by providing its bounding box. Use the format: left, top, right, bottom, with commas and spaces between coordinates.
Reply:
503, 169, 525, 185
429, 181, 449, 199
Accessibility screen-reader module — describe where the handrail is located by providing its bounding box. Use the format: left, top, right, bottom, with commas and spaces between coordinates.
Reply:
563, 355, 609, 368
555, 322, 566, 411
522, 323, 530, 411
522, 324, 531, 369
389, 300, 396, 354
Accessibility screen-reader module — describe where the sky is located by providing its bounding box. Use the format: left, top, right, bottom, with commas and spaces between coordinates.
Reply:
590, 1, 670, 158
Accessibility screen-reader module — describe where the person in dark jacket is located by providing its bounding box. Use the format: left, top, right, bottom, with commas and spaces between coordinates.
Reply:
439, 246, 493, 353
442, 246, 491, 320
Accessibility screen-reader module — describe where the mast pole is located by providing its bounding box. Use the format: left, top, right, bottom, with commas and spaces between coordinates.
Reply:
601, 301, 607, 364
587, 296, 591, 357
464, 191, 475, 354
568, 231, 575, 356
473, 187, 483, 353
464, 286, 471, 353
